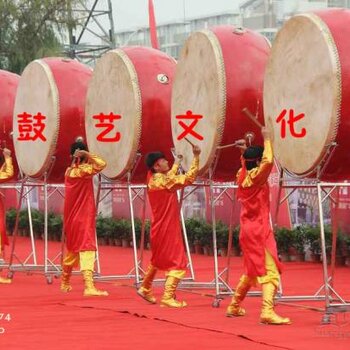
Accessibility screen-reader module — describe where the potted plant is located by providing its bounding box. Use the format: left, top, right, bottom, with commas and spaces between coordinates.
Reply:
290, 226, 306, 262
304, 225, 321, 262
231, 225, 241, 257
185, 218, 203, 254
216, 220, 228, 257
275, 227, 294, 262
96, 215, 107, 245
18, 209, 29, 237
344, 235, 350, 266
110, 218, 122, 246
144, 219, 151, 250
198, 221, 213, 256
6, 208, 17, 235
334, 233, 346, 266
48, 212, 63, 241
116, 219, 132, 248
326, 231, 347, 266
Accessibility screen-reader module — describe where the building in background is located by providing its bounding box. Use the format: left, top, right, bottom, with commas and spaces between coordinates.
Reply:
114, 0, 350, 57
115, 12, 240, 59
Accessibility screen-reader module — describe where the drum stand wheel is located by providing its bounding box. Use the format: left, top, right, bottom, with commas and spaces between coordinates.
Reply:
321, 313, 332, 325
212, 298, 222, 308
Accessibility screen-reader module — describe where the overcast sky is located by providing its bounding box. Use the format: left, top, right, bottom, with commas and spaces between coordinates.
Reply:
112, 0, 242, 31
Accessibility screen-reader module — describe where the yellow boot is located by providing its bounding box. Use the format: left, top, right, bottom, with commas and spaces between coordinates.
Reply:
160, 271, 187, 308
226, 275, 253, 317
60, 265, 73, 292
260, 282, 291, 325
0, 276, 11, 284
82, 270, 108, 297
137, 265, 157, 304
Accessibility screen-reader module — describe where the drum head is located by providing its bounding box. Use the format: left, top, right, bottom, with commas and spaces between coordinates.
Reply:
264, 14, 340, 177
13, 60, 59, 178
85, 49, 141, 180
171, 30, 226, 176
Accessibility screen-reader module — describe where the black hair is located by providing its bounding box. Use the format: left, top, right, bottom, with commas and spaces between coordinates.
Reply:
70, 141, 88, 156
243, 145, 264, 170
145, 152, 165, 173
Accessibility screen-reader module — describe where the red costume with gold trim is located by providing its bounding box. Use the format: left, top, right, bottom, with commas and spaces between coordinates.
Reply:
64, 154, 105, 253
61, 153, 108, 296
138, 155, 199, 308
147, 156, 199, 270
0, 157, 14, 251
236, 139, 282, 277
226, 139, 290, 324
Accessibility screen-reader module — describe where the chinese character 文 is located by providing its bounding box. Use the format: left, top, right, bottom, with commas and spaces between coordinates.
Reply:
276, 109, 306, 139
17, 112, 46, 141
92, 112, 122, 142
176, 110, 204, 141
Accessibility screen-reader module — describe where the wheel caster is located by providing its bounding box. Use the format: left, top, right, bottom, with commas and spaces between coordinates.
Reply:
321, 313, 332, 325
7, 271, 13, 279
46, 275, 53, 284
212, 299, 221, 308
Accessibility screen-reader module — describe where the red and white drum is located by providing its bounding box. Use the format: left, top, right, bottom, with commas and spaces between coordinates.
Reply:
264, 9, 350, 181
13, 58, 92, 183
171, 26, 270, 181
0, 70, 19, 178
85, 46, 175, 183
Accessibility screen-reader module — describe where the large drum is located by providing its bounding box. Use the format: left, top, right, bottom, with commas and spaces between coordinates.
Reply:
0, 70, 20, 178
171, 26, 270, 182
264, 9, 350, 181
13, 58, 92, 183
85, 46, 176, 182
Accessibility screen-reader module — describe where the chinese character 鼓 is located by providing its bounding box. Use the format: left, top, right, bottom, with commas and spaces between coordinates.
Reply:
176, 110, 204, 141
276, 109, 306, 139
92, 112, 122, 142
17, 112, 47, 141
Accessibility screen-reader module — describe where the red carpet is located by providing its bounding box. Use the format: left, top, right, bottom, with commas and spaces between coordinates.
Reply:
1, 237, 350, 349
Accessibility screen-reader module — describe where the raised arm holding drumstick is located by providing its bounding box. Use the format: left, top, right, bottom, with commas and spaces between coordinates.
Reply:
225, 113, 291, 325
137, 141, 200, 308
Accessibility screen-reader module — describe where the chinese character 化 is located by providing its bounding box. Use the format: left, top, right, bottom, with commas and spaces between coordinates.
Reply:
276, 109, 306, 139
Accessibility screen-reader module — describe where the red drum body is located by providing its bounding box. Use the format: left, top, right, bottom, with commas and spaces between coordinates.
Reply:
264, 9, 350, 181
0, 70, 19, 178
13, 58, 92, 183
85, 46, 176, 183
171, 26, 269, 181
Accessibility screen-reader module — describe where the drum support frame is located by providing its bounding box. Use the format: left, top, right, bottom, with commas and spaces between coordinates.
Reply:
6, 159, 65, 284
93, 153, 196, 287
170, 151, 261, 305
274, 156, 350, 323
0, 182, 38, 273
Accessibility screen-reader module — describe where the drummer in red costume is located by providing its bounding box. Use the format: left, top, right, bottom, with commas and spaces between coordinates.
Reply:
226, 127, 291, 325
0, 148, 14, 284
60, 139, 108, 296
137, 144, 201, 308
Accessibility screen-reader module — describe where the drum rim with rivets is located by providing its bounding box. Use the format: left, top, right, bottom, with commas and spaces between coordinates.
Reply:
85, 46, 176, 182
264, 11, 344, 179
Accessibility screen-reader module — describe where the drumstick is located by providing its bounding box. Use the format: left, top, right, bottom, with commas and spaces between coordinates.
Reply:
217, 142, 238, 150
242, 108, 264, 129
184, 137, 195, 148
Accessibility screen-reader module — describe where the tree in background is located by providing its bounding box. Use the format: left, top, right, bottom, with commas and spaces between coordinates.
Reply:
0, 0, 79, 74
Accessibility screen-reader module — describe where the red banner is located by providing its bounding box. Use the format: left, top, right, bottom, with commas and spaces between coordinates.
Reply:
148, 0, 159, 49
